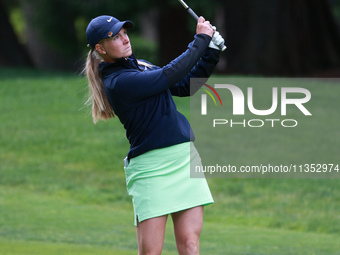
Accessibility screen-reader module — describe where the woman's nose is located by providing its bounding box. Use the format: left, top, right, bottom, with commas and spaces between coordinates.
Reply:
123, 34, 129, 44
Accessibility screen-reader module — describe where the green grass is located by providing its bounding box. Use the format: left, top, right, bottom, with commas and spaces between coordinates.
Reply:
1, 68, 340, 254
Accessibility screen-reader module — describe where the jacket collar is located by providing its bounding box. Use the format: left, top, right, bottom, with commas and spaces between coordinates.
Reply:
99, 54, 142, 77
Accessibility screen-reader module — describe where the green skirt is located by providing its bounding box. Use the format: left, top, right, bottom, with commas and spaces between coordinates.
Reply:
124, 142, 214, 226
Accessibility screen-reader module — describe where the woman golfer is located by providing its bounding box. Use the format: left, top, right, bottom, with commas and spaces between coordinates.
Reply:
84, 15, 223, 255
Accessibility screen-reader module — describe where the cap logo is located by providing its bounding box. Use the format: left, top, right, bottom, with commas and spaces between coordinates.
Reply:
107, 17, 113, 22
108, 32, 113, 37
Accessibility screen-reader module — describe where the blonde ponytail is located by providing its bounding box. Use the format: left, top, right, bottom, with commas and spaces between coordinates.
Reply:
137, 60, 154, 69
84, 49, 115, 123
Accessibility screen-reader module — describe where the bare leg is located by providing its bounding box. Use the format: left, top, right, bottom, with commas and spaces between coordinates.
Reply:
171, 206, 204, 255
136, 215, 168, 255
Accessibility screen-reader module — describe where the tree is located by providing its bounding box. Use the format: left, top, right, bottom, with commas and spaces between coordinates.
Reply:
157, 2, 193, 66
156, 0, 218, 66
220, 0, 340, 76
2, 0, 339, 75
0, 1, 32, 67
21, 0, 81, 70
22, 0, 154, 70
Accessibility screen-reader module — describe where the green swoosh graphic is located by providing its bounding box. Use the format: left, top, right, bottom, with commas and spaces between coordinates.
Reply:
201, 88, 217, 106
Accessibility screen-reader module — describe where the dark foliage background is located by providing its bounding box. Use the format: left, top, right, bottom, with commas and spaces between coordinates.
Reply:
1, 0, 339, 76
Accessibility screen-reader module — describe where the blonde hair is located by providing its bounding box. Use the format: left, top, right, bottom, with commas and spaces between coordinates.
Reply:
84, 48, 115, 123
84, 48, 153, 123
137, 60, 153, 69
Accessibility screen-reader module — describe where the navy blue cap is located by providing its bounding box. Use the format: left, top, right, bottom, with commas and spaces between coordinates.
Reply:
86, 15, 134, 48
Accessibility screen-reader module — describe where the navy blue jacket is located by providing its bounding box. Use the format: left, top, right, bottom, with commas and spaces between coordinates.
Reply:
99, 34, 220, 159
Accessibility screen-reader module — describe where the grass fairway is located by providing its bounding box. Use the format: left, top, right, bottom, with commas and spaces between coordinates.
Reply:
0, 69, 340, 254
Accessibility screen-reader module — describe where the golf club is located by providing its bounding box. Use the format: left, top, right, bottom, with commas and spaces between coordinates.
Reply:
178, 0, 227, 51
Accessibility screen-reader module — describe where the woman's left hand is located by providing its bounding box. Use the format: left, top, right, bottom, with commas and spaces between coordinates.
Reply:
196, 16, 214, 37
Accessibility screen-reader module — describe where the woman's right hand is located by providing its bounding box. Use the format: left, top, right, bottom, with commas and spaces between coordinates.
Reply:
196, 16, 214, 37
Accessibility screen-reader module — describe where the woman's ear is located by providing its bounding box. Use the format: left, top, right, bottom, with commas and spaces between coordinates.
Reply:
95, 44, 106, 55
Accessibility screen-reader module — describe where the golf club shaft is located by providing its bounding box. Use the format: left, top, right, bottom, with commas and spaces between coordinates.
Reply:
187, 7, 200, 21
178, 0, 226, 51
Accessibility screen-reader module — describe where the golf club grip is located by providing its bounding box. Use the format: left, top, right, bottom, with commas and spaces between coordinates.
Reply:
218, 42, 227, 51
187, 8, 226, 51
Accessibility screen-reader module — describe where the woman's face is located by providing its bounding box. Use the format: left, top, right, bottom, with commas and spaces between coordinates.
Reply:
98, 28, 132, 63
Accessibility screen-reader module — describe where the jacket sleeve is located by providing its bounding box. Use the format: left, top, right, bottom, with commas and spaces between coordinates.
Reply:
169, 47, 220, 97
111, 34, 212, 103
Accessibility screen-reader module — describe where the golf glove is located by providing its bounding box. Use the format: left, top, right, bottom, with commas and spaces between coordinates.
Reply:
209, 30, 225, 51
